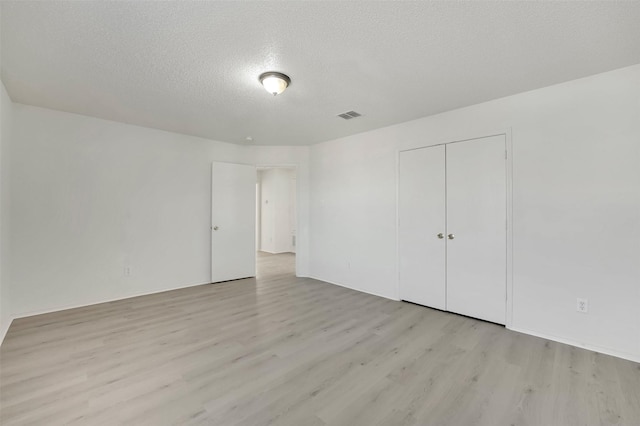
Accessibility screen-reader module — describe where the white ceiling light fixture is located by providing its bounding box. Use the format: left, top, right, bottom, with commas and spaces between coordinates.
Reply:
259, 71, 291, 96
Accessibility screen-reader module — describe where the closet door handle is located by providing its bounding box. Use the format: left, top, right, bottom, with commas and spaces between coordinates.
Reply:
437, 233, 444, 239
448, 233, 455, 240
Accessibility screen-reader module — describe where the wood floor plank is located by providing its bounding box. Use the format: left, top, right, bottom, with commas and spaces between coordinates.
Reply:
1, 252, 638, 425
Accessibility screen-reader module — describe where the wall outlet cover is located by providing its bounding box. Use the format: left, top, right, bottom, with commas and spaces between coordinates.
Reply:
577, 298, 588, 313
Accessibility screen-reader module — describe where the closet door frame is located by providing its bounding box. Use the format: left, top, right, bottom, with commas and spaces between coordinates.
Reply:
395, 128, 514, 328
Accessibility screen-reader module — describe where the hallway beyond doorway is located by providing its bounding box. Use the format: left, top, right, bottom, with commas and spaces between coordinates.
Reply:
257, 251, 295, 279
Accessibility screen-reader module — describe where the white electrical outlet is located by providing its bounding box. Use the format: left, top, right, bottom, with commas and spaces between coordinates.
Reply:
576, 298, 588, 313
124, 266, 132, 277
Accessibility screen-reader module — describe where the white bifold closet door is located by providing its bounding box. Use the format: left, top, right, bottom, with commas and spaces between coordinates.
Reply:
398, 135, 506, 324
399, 145, 447, 310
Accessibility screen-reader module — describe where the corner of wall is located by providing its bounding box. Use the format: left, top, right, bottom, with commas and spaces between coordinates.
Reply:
0, 317, 13, 346
0, 79, 14, 346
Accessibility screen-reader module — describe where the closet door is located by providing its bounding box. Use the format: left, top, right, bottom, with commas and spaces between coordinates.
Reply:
399, 146, 446, 309
446, 136, 507, 324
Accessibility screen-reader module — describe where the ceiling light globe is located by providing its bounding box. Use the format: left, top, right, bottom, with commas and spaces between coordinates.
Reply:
259, 72, 291, 96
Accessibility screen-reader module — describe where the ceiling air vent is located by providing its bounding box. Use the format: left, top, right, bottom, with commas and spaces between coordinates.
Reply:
337, 110, 362, 120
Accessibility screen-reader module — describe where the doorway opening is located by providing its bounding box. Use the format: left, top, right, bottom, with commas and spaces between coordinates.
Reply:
256, 167, 297, 278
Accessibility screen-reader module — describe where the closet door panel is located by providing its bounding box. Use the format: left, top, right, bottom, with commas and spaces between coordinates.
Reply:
446, 136, 507, 324
399, 146, 446, 309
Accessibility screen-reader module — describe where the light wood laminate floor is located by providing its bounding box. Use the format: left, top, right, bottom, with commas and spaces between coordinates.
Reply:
1, 252, 639, 425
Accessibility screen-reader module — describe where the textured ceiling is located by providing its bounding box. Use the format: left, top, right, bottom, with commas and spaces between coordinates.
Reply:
2, 1, 639, 146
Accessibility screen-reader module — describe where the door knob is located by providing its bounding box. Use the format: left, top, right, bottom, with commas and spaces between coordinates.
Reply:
213, 226, 219, 231
448, 233, 455, 240
437, 233, 444, 239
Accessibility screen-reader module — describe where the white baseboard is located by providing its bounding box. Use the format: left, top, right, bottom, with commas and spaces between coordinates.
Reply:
10, 281, 213, 321
259, 249, 295, 255
4, 278, 637, 364
507, 326, 640, 363
308, 275, 400, 302
307, 276, 639, 363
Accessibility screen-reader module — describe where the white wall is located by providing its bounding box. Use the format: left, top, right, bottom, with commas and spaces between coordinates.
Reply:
255, 174, 261, 251
310, 64, 640, 361
259, 169, 275, 252
259, 168, 296, 254
0, 81, 13, 343
7, 105, 310, 320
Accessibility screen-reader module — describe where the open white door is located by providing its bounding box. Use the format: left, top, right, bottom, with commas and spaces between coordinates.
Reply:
211, 162, 256, 283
